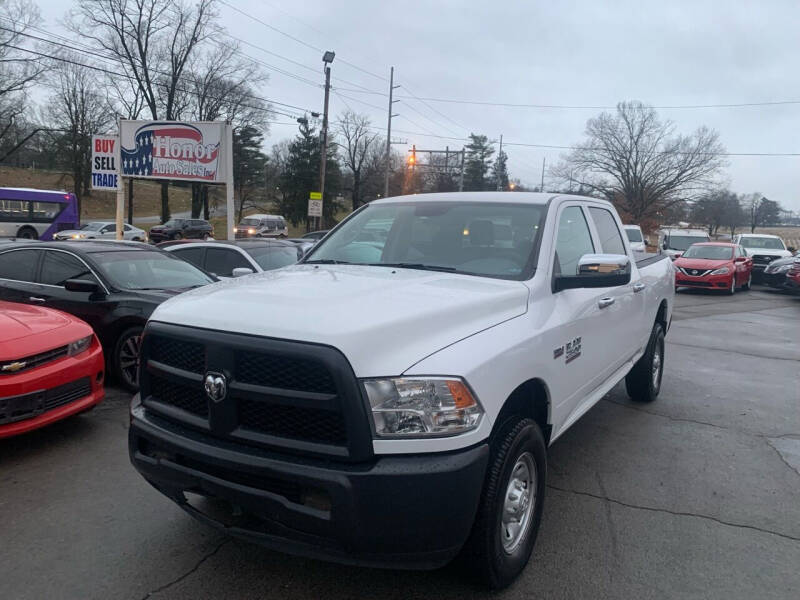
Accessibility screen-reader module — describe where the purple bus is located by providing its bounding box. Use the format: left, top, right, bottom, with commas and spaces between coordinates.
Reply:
0, 187, 79, 240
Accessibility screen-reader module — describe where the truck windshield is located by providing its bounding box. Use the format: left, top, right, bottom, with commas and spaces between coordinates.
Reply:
625, 228, 643, 242
305, 201, 546, 280
739, 237, 785, 250
668, 235, 708, 250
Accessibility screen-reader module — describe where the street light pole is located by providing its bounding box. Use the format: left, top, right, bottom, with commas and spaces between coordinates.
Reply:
318, 51, 334, 229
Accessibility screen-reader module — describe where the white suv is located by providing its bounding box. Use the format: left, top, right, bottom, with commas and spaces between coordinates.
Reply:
234, 214, 288, 238
732, 234, 792, 278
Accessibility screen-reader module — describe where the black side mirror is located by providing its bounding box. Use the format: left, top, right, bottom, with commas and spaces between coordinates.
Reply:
788, 246, 796, 253
65, 279, 99, 293
554, 254, 632, 292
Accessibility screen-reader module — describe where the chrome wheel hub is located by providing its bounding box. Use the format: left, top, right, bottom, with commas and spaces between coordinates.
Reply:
120, 335, 141, 387
501, 452, 536, 554
651, 343, 662, 389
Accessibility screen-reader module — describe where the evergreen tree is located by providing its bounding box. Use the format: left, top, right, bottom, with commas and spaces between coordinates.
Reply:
492, 149, 509, 191
233, 125, 269, 222
463, 134, 495, 191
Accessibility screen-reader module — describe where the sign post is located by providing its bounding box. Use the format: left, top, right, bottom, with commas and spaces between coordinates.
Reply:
225, 123, 234, 240
308, 192, 322, 230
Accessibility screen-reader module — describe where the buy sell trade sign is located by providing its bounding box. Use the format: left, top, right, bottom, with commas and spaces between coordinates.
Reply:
92, 135, 119, 190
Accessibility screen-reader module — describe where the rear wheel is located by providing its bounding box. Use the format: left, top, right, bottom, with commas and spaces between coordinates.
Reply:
113, 326, 143, 392
16, 226, 38, 240
625, 322, 665, 403
462, 417, 547, 589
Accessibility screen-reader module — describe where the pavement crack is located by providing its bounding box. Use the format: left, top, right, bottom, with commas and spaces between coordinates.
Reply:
547, 484, 800, 543
603, 398, 731, 432
139, 538, 229, 599
765, 438, 800, 479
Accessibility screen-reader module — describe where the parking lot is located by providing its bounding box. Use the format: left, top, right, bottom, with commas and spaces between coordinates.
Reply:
1, 287, 798, 600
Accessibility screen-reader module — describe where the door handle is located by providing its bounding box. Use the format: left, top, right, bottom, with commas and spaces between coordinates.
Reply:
598, 297, 615, 309
29, 296, 46, 303
633, 282, 646, 293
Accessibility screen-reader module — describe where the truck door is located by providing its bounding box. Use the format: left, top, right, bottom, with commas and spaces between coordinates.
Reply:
586, 206, 647, 368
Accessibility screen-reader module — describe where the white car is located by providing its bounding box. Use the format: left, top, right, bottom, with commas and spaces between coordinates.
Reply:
129, 192, 674, 588
658, 228, 710, 259
163, 240, 301, 279
731, 233, 792, 278
623, 224, 647, 257
53, 221, 147, 242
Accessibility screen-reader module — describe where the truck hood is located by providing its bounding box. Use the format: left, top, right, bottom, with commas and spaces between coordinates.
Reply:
744, 249, 792, 258
150, 264, 530, 376
674, 258, 731, 270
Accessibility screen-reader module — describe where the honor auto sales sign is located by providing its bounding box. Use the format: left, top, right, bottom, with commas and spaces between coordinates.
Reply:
120, 120, 227, 183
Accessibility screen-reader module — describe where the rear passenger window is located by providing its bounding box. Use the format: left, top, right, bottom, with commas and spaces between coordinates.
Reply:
0, 249, 40, 282
205, 248, 251, 277
554, 207, 594, 276
589, 208, 626, 255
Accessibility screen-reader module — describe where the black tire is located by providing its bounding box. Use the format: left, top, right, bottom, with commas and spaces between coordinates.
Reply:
462, 417, 547, 589
131, 237, 141, 242
742, 272, 752, 290
728, 276, 736, 295
173, 232, 183, 240
625, 322, 665, 403
202, 232, 210, 240
17, 226, 38, 240
113, 326, 143, 392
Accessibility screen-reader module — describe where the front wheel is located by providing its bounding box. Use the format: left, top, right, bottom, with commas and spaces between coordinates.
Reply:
742, 273, 752, 290
625, 322, 665, 403
462, 417, 547, 589
173, 232, 183, 240
728, 276, 736, 295
202, 232, 210, 240
113, 326, 143, 392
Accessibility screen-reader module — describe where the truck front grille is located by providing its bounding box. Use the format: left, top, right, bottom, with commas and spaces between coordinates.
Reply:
140, 323, 372, 461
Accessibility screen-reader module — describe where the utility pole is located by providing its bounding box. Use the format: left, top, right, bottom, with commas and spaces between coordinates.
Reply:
384, 66, 399, 198
496, 134, 503, 191
540, 157, 546, 192
459, 146, 465, 192
318, 51, 334, 229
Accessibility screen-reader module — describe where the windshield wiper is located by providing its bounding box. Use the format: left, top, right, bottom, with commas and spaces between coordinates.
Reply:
304, 259, 352, 264
370, 262, 458, 272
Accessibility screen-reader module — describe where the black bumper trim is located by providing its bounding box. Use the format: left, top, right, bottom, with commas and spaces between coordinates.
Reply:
129, 404, 489, 569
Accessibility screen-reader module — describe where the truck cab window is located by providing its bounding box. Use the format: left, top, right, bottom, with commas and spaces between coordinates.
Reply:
589, 207, 626, 255
554, 206, 594, 275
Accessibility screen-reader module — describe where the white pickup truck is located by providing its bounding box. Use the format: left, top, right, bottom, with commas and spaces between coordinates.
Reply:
129, 192, 674, 588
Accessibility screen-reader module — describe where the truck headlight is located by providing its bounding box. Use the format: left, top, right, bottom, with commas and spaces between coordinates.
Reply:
710, 267, 730, 275
68, 335, 93, 356
363, 377, 483, 437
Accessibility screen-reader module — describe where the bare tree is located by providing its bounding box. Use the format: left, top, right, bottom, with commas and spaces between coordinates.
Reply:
69, 0, 217, 222
43, 53, 112, 215
0, 0, 48, 161
552, 101, 726, 221
337, 111, 379, 211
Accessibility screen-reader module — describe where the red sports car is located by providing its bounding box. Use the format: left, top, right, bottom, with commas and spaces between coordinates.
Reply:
674, 242, 753, 294
0, 301, 105, 438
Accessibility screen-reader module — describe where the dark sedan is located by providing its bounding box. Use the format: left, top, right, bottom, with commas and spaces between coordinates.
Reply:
761, 251, 800, 288
149, 218, 213, 243
0, 241, 216, 390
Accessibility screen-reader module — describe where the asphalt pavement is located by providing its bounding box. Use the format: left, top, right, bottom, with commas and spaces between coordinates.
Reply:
1, 286, 798, 599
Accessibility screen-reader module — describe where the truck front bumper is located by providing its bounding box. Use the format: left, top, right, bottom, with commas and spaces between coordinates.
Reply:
129, 400, 489, 569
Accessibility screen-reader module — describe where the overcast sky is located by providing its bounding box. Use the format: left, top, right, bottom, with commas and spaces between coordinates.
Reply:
38, 0, 800, 211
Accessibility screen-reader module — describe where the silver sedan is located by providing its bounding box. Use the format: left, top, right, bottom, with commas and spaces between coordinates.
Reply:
53, 221, 148, 242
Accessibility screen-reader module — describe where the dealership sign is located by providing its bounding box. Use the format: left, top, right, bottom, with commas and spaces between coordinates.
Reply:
120, 120, 227, 183
91, 135, 119, 190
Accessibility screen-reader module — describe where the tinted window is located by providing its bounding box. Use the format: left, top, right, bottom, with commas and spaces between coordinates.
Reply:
170, 246, 206, 269
554, 206, 594, 276
0, 249, 39, 281
589, 208, 626, 255
0, 200, 28, 222
667, 235, 709, 251
40, 251, 97, 286
31, 201, 64, 223
205, 248, 251, 277
102, 224, 116, 233
123, 224, 132, 231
